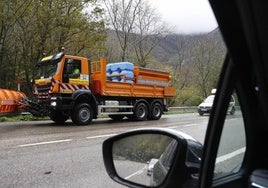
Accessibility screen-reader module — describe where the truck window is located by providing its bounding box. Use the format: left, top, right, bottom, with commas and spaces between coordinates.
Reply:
64, 59, 81, 74
63, 58, 81, 81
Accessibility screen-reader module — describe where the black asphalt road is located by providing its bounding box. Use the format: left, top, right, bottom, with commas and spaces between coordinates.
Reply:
0, 113, 243, 188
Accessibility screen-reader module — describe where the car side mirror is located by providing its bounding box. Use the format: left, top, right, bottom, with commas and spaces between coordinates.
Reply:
102, 128, 198, 188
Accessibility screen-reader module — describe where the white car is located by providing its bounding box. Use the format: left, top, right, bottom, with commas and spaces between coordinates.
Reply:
197, 95, 235, 116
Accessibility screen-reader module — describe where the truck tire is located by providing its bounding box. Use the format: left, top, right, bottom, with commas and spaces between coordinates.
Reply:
71, 103, 93, 125
109, 115, 125, 121
49, 111, 69, 124
134, 102, 148, 121
149, 103, 163, 120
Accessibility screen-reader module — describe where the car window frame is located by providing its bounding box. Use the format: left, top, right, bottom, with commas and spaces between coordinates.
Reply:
199, 0, 268, 187
199, 54, 242, 187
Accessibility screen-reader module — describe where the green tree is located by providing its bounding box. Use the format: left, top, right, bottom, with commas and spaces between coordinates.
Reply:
191, 35, 225, 98
104, 0, 169, 67
0, 0, 106, 95
0, 0, 33, 89
131, 1, 170, 67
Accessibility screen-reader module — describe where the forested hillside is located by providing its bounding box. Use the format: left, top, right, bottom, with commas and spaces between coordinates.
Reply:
105, 28, 226, 106
0, 0, 226, 106
151, 29, 226, 106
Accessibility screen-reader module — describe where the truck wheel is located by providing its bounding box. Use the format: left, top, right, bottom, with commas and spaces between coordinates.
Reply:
49, 111, 69, 124
149, 103, 162, 120
109, 115, 125, 121
71, 103, 93, 125
134, 103, 148, 121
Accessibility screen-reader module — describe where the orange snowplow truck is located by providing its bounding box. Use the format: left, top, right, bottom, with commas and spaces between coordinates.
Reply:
23, 52, 175, 125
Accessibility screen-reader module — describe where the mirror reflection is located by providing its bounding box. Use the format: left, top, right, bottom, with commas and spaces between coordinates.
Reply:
112, 134, 178, 187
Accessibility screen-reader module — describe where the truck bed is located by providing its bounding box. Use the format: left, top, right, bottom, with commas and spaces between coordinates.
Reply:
90, 58, 176, 98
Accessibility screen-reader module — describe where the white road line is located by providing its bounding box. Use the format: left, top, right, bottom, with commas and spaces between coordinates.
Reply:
216, 147, 246, 164
251, 182, 266, 188
125, 166, 147, 180
167, 123, 198, 129
17, 133, 116, 148
18, 139, 72, 147
86, 133, 117, 139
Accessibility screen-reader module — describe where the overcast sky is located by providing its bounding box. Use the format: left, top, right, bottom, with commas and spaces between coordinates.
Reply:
149, 0, 218, 34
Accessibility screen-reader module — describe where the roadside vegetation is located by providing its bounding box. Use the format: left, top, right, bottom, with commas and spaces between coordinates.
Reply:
0, 0, 226, 107
0, 114, 47, 122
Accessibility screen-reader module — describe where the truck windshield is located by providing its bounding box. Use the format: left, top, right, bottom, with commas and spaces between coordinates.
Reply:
36, 61, 59, 78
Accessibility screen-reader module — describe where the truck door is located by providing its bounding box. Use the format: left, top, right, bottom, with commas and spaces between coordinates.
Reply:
62, 58, 81, 83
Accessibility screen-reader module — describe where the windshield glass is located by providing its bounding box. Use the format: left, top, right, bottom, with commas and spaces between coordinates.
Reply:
36, 61, 60, 78
204, 95, 215, 103
0, 0, 235, 188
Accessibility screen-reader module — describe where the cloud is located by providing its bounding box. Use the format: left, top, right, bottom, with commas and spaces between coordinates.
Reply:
149, 0, 218, 33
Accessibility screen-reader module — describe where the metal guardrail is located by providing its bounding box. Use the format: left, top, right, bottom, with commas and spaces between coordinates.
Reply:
21, 111, 31, 115
169, 106, 197, 110
168, 106, 241, 111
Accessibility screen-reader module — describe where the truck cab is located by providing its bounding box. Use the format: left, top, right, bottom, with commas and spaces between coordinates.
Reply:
34, 52, 90, 98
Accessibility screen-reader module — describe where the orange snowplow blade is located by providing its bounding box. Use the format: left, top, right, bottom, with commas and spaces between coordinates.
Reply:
0, 88, 26, 116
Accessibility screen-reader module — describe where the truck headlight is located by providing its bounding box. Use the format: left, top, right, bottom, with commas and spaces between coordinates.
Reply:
51, 101, 57, 107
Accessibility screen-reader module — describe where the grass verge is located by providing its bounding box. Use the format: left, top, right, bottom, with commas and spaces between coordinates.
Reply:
0, 108, 197, 122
